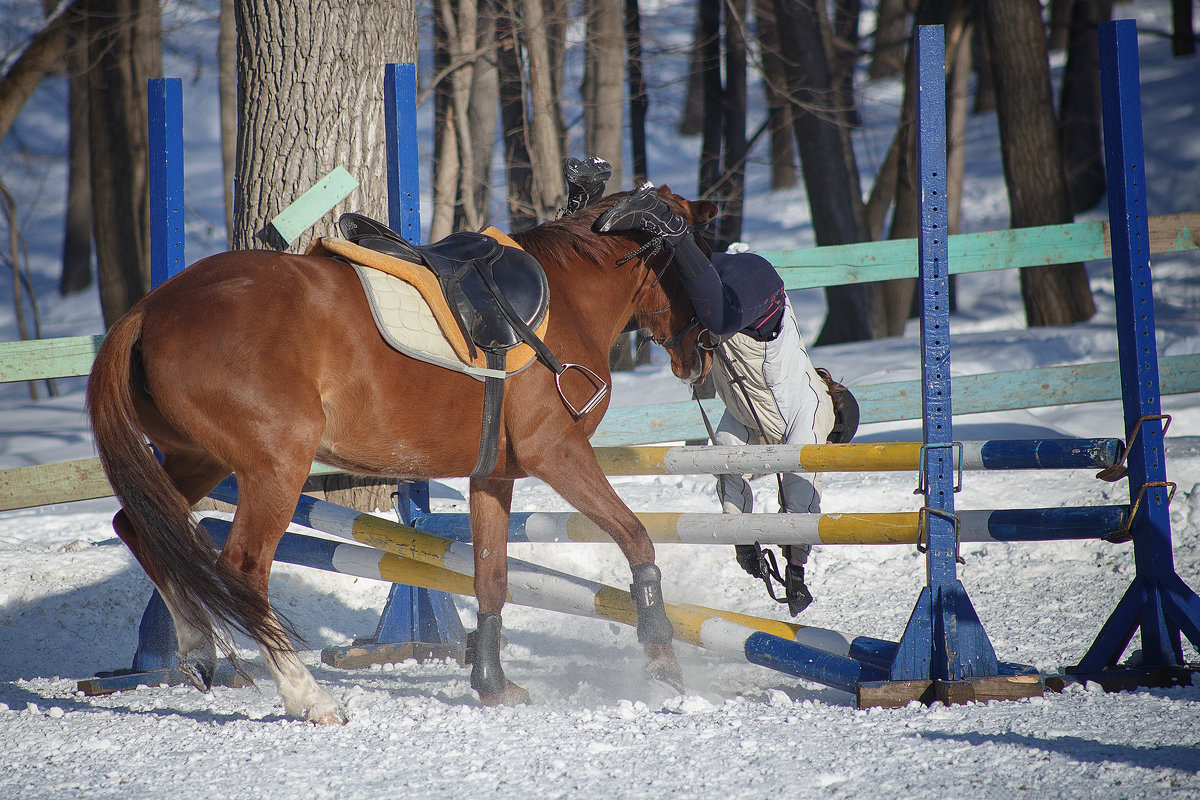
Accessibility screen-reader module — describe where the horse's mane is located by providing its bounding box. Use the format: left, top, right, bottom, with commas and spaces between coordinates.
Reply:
510, 190, 683, 271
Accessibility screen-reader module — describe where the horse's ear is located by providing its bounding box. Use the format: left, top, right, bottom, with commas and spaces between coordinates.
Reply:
657, 184, 719, 227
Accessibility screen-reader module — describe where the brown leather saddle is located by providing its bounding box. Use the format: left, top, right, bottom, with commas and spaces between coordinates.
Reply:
337, 213, 607, 477
338, 213, 548, 361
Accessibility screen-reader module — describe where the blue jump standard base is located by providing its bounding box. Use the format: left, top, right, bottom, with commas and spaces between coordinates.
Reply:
1059, 20, 1200, 692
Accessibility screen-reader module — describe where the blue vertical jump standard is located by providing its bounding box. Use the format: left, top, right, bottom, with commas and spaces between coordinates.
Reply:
1066, 19, 1200, 687
318, 63, 468, 669
857, 27, 1034, 708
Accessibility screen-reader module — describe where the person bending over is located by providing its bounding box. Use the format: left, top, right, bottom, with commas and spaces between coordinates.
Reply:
595, 183, 858, 615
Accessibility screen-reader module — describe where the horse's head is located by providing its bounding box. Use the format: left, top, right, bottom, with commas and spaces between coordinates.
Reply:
512, 188, 718, 385
608, 185, 719, 386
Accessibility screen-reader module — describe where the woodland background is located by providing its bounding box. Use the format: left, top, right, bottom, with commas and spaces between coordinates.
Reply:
2, 0, 1197, 348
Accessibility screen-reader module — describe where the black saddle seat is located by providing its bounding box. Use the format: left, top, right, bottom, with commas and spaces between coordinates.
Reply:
338, 213, 549, 356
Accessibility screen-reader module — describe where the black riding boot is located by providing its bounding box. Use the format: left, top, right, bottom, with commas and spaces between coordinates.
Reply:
781, 545, 814, 616
563, 156, 612, 214
593, 184, 712, 278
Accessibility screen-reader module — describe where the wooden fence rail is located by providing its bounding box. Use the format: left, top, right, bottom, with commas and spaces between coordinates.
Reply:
3, 212, 1199, 512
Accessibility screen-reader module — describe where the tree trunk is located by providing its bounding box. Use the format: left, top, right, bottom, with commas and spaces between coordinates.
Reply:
468, 7, 499, 226
218, 0, 237, 245
521, 0, 566, 221
697, 0, 722, 205
832, 0, 862, 127
1048, 0, 1073, 53
678, 5, 709, 136
869, 0, 909, 80
233, 0, 417, 509
88, 0, 161, 328
0, 0, 80, 142
232, 0, 416, 250
625, 0, 649, 185
773, 0, 881, 345
584, 0, 625, 188
59, 12, 91, 295
755, 0, 797, 190
1058, 0, 1111, 214
1174, 0, 1196, 57
981, 0, 1095, 327
718, 0, 748, 248
971, 10, 996, 113
495, 0, 537, 231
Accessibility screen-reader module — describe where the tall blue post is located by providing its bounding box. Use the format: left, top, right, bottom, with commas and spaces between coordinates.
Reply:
320, 63, 467, 667
888, 26, 999, 686
1070, 20, 1200, 681
129, 78, 188, 674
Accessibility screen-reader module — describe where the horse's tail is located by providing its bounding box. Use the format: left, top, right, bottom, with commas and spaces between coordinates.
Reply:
86, 308, 293, 657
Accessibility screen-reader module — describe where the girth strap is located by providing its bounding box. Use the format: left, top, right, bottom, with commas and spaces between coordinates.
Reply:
472, 351, 507, 477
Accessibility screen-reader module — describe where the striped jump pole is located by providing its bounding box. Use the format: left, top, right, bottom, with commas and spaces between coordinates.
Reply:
407, 506, 1131, 546
196, 514, 889, 692
593, 438, 1122, 476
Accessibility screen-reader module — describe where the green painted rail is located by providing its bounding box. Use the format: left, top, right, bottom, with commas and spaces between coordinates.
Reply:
3, 212, 1199, 510
764, 211, 1200, 289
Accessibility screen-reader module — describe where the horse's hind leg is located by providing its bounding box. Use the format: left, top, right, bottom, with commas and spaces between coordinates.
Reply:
525, 443, 682, 691
112, 450, 230, 689
222, 465, 347, 725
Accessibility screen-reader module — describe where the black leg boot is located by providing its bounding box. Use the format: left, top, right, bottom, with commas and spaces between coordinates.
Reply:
630, 562, 674, 643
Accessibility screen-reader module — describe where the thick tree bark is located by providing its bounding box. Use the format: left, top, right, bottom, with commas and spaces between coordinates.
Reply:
678, 4, 710, 136
717, 0, 748, 248
218, 0, 236, 244
495, 0, 536, 231
468, 8, 499, 225
1058, 0, 1111, 214
755, 0, 797, 190
583, 0, 625, 188
832, 0, 862, 127
697, 0, 723, 206
773, 0, 881, 345
869, 0, 909, 80
233, 0, 416, 510
0, 0, 81, 143
59, 13, 92, 295
88, 0, 161, 328
520, 0, 566, 221
981, 0, 1095, 327
1174, 0, 1196, 57
232, 0, 416, 250
625, 0, 649, 185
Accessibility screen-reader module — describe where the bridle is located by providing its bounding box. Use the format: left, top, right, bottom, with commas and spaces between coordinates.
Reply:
629, 247, 701, 350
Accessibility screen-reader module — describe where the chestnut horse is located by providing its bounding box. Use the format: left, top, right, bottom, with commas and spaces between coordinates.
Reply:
87, 187, 717, 724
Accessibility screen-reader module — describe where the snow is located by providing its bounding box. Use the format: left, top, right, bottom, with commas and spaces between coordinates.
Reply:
2, 3, 1200, 798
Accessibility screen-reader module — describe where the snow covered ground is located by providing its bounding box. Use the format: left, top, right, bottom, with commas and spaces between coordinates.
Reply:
2, 3, 1199, 798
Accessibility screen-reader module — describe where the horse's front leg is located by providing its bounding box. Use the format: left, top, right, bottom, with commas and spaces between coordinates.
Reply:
526, 443, 682, 692
468, 477, 531, 706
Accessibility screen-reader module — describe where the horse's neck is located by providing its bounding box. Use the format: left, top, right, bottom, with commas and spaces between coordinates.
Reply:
547, 259, 642, 350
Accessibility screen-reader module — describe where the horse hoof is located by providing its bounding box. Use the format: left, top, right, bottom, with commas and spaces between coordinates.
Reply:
643, 643, 684, 693
308, 707, 350, 725
178, 657, 215, 692
305, 700, 350, 725
478, 680, 532, 707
